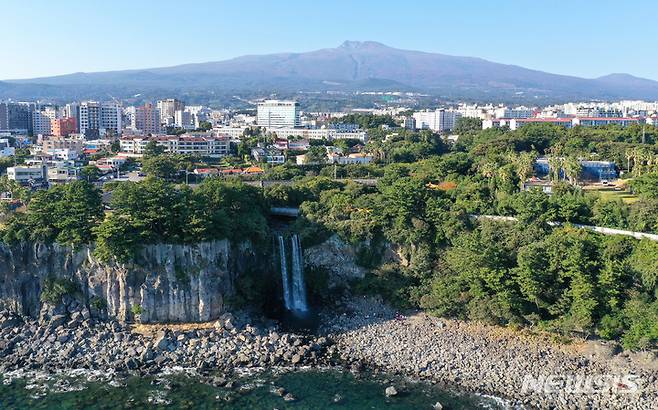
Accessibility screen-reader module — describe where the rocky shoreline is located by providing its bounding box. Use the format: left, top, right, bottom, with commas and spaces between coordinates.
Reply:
324, 297, 658, 410
0, 309, 333, 378
1, 297, 657, 409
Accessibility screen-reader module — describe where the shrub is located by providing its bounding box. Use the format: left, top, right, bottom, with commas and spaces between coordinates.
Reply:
40, 277, 80, 305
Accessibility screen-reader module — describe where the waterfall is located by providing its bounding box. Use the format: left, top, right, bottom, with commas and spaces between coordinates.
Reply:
277, 234, 308, 312
278, 235, 292, 310
290, 234, 308, 312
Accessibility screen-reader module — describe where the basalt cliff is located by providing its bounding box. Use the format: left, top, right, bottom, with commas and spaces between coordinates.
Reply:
0, 240, 257, 323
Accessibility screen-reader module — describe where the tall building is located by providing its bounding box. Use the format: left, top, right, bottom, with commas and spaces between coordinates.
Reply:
257, 100, 301, 128
0, 102, 32, 133
157, 99, 184, 122
0, 103, 7, 130
63, 103, 80, 129
51, 117, 78, 136
79, 101, 122, 138
437, 109, 462, 131
133, 103, 160, 134
174, 110, 195, 130
402, 116, 416, 130
412, 109, 461, 132
32, 106, 58, 136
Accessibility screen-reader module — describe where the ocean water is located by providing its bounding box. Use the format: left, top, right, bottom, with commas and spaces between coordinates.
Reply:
0, 368, 509, 409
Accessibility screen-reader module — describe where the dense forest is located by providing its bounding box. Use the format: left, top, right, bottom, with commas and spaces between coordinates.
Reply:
1, 119, 658, 349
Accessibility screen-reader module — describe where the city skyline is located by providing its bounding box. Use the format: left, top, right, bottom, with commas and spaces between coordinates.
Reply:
1, 0, 657, 81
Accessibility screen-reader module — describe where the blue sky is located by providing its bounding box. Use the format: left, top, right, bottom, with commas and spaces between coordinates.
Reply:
1, 0, 655, 80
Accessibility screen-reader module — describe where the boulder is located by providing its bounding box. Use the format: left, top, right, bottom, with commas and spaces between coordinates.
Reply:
154, 332, 170, 350
385, 386, 398, 397
50, 315, 67, 328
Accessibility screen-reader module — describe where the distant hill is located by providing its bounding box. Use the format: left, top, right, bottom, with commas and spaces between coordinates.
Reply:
5, 41, 658, 102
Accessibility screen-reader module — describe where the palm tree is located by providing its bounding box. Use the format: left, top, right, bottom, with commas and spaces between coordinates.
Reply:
625, 148, 635, 174
478, 159, 498, 179
515, 151, 536, 188
562, 156, 582, 186
547, 155, 563, 182
478, 159, 499, 193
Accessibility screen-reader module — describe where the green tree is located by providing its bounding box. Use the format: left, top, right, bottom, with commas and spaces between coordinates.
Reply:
142, 156, 178, 180
304, 146, 327, 164
81, 165, 101, 182
143, 140, 166, 157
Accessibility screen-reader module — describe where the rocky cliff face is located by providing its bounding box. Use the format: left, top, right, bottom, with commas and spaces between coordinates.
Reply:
304, 235, 366, 287
0, 240, 256, 323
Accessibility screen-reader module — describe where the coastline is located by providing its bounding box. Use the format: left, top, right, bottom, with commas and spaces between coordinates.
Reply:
1, 299, 656, 409
324, 297, 657, 410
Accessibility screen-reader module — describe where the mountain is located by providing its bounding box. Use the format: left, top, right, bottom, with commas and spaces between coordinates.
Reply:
5, 41, 658, 102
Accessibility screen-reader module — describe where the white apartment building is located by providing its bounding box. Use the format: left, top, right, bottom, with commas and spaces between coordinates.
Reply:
175, 110, 195, 130
257, 100, 301, 128
412, 109, 462, 132
270, 127, 368, 142
494, 107, 534, 119
157, 99, 184, 121
402, 117, 416, 129
79, 101, 122, 137
120, 134, 230, 158
213, 126, 249, 140
63, 102, 79, 120
7, 165, 47, 183
45, 148, 79, 161
32, 107, 58, 136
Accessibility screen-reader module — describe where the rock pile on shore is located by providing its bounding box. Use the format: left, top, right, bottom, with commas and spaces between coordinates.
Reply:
2, 296, 657, 410
0, 309, 331, 375
328, 297, 657, 410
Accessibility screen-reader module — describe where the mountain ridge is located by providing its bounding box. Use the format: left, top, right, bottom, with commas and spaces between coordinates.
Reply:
3, 41, 658, 102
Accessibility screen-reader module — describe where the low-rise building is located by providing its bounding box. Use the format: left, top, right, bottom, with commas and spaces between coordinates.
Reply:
48, 166, 79, 184
534, 158, 618, 182
268, 127, 368, 142
7, 165, 47, 183
484, 117, 642, 130
193, 168, 220, 177
573, 117, 640, 127
42, 135, 85, 154
120, 134, 230, 157
251, 147, 286, 164
274, 138, 310, 151
45, 148, 79, 161
327, 152, 373, 165
95, 156, 128, 170
0, 139, 15, 157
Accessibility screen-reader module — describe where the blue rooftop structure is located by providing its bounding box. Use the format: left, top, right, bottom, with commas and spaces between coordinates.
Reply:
534, 158, 618, 182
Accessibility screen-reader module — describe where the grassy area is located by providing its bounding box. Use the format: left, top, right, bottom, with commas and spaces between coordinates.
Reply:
595, 189, 639, 204
583, 180, 639, 204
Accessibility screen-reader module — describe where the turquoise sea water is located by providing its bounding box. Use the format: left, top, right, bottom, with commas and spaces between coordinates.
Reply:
0, 368, 508, 409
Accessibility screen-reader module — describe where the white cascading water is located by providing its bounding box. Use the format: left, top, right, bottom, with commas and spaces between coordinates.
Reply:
290, 234, 308, 312
278, 234, 308, 312
278, 235, 292, 310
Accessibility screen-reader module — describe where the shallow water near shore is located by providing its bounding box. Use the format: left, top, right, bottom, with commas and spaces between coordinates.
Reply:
0, 368, 510, 409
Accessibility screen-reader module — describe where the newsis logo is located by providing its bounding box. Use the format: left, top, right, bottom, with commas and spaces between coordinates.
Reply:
521, 374, 642, 394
